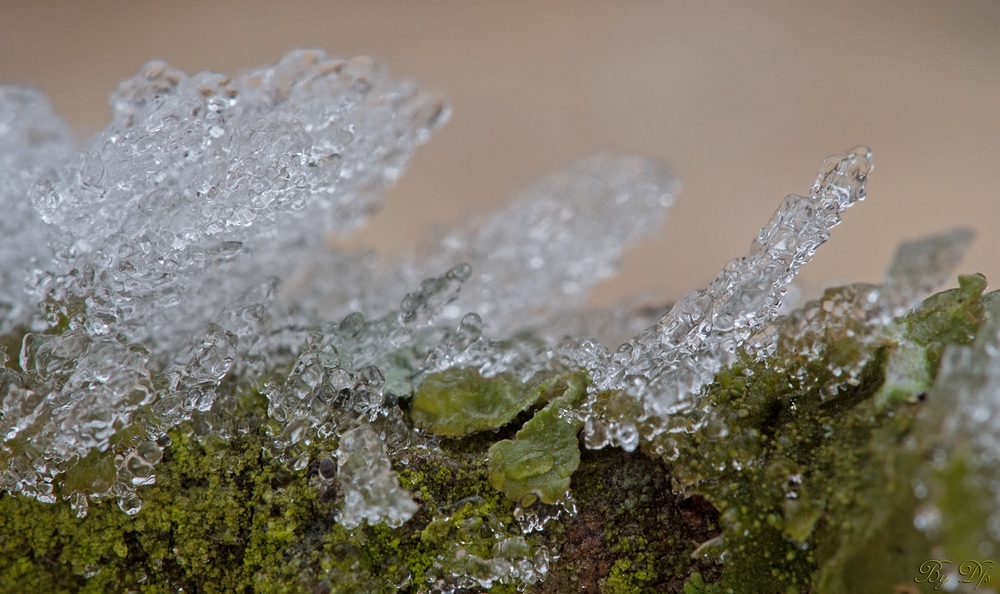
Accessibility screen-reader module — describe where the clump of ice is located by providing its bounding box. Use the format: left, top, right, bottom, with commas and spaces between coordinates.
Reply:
0, 87, 74, 333
292, 152, 677, 337
0, 49, 681, 527
336, 424, 418, 529
578, 147, 875, 451
30, 50, 448, 355
0, 49, 448, 511
749, 229, 973, 397
421, 501, 556, 593
420, 153, 676, 335
426, 536, 555, 593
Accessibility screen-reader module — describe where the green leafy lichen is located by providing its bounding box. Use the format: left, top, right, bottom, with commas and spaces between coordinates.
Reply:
487, 373, 587, 505
411, 366, 589, 506
410, 367, 545, 437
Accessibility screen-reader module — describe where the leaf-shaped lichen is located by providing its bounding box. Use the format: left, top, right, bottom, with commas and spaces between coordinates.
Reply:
487, 373, 587, 505
410, 367, 555, 437
875, 273, 989, 408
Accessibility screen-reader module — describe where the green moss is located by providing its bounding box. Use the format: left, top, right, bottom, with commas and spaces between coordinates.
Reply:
653, 276, 991, 594
0, 400, 536, 593
931, 451, 993, 565
1, 425, 270, 592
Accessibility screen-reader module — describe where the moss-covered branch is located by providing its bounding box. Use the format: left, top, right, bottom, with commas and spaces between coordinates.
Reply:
0, 276, 995, 593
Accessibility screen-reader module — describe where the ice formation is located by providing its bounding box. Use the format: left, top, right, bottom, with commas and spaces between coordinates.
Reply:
0, 87, 74, 333
30, 50, 448, 356
335, 424, 418, 529
0, 50, 679, 516
293, 152, 677, 337
417, 153, 676, 335
756, 228, 973, 398
420, 503, 556, 593
579, 147, 875, 451
0, 48, 993, 592
0, 49, 450, 510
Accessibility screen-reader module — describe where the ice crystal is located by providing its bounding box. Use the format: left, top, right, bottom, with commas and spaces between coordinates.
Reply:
336, 424, 418, 529
293, 152, 676, 337
0, 87, 74, 333
428, 537, 555, 592
0, 49, 448, 511
30, 50, 447, 356
422, 502, 556, 593
0, 48, 679, 527
755, 228, 973, 398
580, 147, 874, 451
419, 153, 676, 335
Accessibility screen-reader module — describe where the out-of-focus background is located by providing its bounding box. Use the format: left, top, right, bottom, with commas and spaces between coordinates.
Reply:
2, 0, 998, 308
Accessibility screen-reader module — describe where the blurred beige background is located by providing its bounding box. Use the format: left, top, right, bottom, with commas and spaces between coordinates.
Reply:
2, 1, 998, 308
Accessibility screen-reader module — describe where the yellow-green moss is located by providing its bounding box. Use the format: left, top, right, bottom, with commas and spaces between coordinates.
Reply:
0, 419, 527, 593
659, 276, 993, 594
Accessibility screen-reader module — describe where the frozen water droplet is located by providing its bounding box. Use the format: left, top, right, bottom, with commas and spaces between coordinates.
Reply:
318, 457, 337, 480
118, 494, 142, 515
291, 451, 309, 471
339, 312, 366, 338
447, 262, 472, 283
327, 367, 353, 391
69, 491, 89, 519
136, 441, 163, 464
913, 504, 942, 533
359, 365, 385, 390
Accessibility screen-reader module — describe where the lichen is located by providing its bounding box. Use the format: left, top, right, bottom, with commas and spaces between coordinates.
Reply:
487, 373, 587, 505
410, 368, 546, 437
